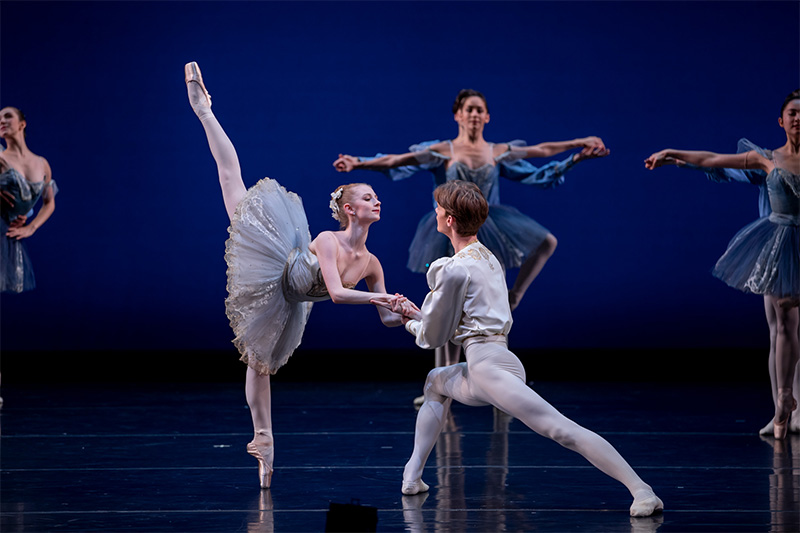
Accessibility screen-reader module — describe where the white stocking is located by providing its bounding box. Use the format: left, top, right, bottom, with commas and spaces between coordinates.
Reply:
245, 367, 273, 445
406, 344, 653, 500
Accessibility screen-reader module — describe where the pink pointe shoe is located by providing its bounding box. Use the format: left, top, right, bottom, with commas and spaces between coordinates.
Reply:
184, 61, 212, 111
247, 440, 274, 489
773, 388, 797, 440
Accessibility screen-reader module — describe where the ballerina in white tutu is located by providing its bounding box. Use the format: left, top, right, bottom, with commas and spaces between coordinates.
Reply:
184, 62, 405, 489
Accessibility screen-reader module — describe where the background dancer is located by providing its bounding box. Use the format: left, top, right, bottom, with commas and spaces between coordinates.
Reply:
1, 106, 57, 294
645, 89, 800, 439
334, 89, 609, 370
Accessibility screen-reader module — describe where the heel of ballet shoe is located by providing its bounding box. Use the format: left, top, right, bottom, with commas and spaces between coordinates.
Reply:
401, 479, 429, 495
247, 441, 274, 489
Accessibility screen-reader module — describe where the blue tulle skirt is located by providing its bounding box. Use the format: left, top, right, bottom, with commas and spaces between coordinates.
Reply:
407, 204, 550, 272
0, 219, 36, 293
712, 214, 799, 299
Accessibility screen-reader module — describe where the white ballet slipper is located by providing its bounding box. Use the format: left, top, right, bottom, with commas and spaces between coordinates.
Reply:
630, 490, 664, 517
401, 479, 429, 495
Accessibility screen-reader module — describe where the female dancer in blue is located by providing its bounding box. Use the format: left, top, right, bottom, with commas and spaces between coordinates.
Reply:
376, 181, 663, 517
0, 106, 57, 294
682, 128, 800, 436
334, 89, 609, 367
645, 89, 800, 439
184, 62, 405, 488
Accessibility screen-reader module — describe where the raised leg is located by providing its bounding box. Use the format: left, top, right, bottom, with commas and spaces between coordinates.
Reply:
185, 62, 247, 220
508, 233, 557, 311
245, 366, 274, 488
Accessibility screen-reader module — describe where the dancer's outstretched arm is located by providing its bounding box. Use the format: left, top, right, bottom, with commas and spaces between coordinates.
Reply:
509, 136, 610, 161
645, 149, 772, 172
312, 231, 405, 325
334, 142, 449, 172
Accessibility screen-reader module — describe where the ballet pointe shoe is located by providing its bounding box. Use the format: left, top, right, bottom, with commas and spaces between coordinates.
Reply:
401, 479, 430, 495
629, 489, 664, 517
247, 440, 274, 489
773, 388, 797, 440
184, 61, 212, 113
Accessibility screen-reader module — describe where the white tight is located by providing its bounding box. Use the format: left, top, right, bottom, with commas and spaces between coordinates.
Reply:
193, 104, 271, 444
404, 339, 651, 498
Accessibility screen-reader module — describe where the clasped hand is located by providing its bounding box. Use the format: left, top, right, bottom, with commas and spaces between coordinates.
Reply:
370, 293, 421, 323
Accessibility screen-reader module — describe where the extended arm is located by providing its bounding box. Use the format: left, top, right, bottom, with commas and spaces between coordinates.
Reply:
510, 136, 609, 162
404, 260, 468, 350
313, 232, 407, 312
363, 256, 410, 327
334, 151, 425, 172
645, 149, 772, 173
6, 158, 55, 240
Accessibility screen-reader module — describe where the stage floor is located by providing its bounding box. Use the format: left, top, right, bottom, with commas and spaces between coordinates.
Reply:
1, 380, 798, 532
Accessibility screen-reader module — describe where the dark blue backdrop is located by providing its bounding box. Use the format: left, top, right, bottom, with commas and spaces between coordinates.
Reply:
1, 1, 798, 358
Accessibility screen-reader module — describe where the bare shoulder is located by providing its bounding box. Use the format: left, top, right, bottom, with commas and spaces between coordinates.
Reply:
310, 230, 339, 254
426, 141, 449, 154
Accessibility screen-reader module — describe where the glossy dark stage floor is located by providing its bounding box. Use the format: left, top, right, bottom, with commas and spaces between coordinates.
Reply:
2, 380, 799, 532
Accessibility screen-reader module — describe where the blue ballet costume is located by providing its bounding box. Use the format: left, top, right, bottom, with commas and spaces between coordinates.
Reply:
0, 167, 56, 293
364, 140, 576, 272
700, 139, 800, 299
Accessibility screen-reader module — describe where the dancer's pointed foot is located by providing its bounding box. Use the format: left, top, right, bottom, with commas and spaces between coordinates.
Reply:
401, 479, 429, 495
630, 489, 664, 517
773, 388, 797, 440
247, 439, 274, 489
412, 395, 425, 408
184, 61, 212, 116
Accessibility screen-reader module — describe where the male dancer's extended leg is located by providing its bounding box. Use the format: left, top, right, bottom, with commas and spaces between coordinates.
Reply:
464, 343, 661, 516
404, 342, 663, 516
186, 62, 272, 487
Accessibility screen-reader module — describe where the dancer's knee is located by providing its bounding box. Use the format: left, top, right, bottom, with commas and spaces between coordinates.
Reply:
539, 233, 557, 257
422, 367, 449, 402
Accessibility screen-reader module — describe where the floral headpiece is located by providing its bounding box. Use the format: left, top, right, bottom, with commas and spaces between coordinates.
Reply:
330, 187, 344, 220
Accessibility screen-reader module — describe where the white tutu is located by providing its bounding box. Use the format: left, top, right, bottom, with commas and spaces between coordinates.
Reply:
225, 178, 330, 375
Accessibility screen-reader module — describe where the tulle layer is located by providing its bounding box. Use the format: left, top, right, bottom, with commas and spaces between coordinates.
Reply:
224, 178, 315, 375
407, 205, 550, 272
0, 220, 35, 293
712, 215, 799, 299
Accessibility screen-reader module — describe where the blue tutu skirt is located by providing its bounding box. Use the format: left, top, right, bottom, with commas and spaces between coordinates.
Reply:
407, 204, 550, 272
712, 214, 799, 299
0, 219, 35, 293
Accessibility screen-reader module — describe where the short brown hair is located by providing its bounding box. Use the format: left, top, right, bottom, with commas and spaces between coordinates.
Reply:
434, 181, 488, 236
